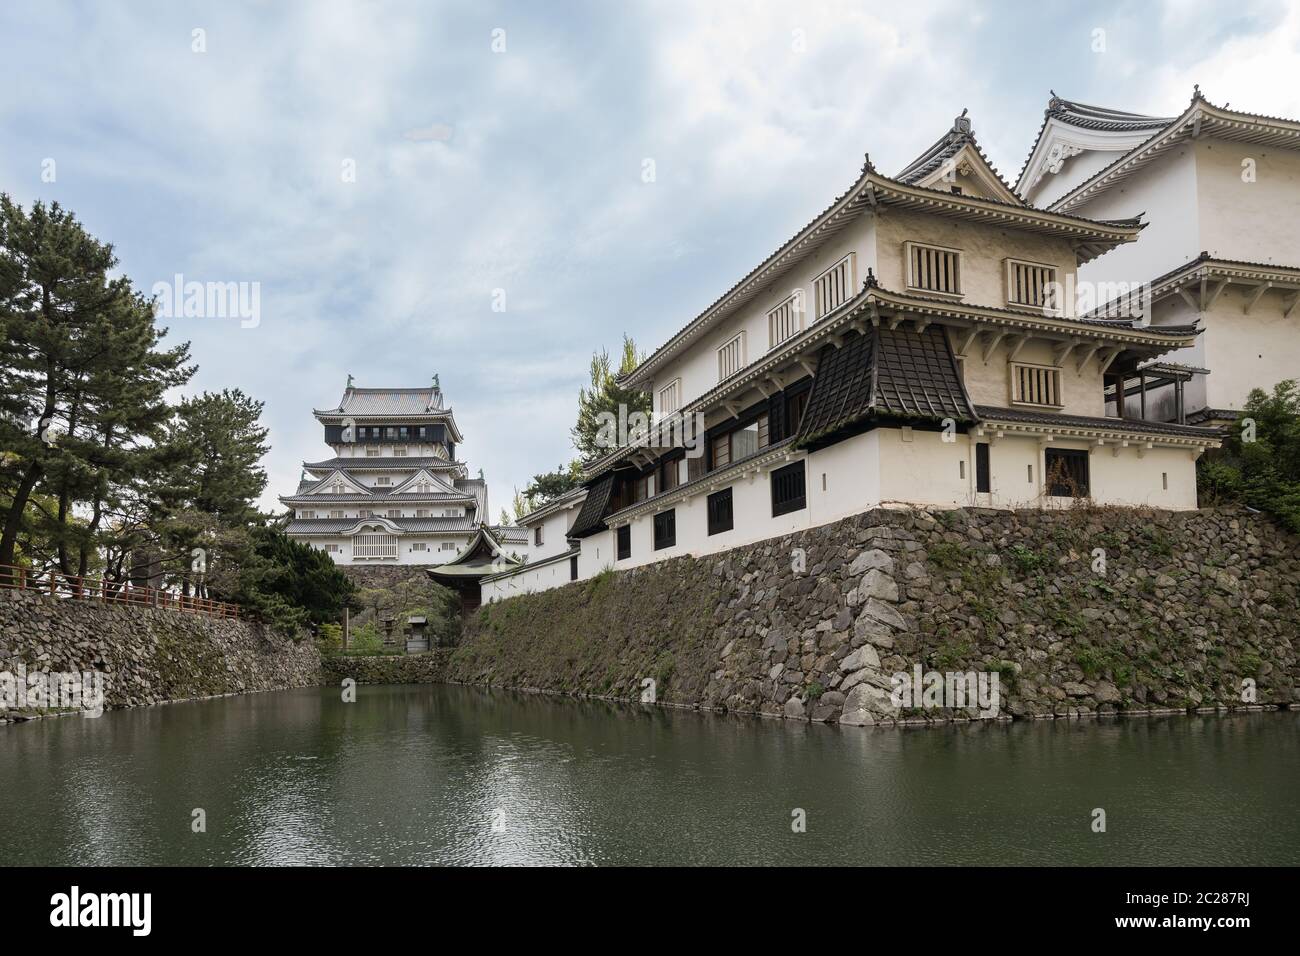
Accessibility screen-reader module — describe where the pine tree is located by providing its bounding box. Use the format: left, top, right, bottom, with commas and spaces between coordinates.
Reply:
571, 334, 651, 462
0, 196, 193, 569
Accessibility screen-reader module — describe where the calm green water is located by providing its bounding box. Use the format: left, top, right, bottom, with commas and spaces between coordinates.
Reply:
1, 684, 1296, 866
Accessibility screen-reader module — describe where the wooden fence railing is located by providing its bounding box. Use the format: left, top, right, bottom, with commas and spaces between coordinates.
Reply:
0, 564, 241, 619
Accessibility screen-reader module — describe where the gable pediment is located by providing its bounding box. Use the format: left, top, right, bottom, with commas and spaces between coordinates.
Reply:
911, 142, 1022, 205
1018, 116, 1166, 204
392, 468, 461, 496
308, 470, 371, 496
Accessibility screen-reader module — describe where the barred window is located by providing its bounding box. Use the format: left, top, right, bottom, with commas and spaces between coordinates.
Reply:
353, 531, 397, 559
814, 254, 854, 318
1011, 363, 1064, 408
905, 242, 962, 296
707, 488, 733, 536
717, 333, 745, 381
771, 461, 806, 517
768, 293, 804, 348
1006, 258, 1059, 311
653, 509, 676, 550
658, 378, 681, 414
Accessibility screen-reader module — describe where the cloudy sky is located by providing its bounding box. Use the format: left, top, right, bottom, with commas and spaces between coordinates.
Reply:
2, 0, 1297, 518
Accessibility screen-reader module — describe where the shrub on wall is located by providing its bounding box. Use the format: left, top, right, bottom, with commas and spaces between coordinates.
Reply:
1199, 380, 1300, 532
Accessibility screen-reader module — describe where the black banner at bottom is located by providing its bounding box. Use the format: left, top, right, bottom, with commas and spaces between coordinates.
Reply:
4, 866, 1274, 941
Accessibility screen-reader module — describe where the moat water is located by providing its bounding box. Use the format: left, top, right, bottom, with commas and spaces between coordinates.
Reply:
1, 684, 1296, 865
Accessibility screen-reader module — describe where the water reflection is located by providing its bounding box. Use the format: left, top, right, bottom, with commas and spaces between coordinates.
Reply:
0, 685, 1296, 865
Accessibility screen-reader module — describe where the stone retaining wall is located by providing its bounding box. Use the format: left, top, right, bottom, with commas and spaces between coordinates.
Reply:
321, 650, 452, 686
448, 507, 1300, 725
0, 589, 320, 716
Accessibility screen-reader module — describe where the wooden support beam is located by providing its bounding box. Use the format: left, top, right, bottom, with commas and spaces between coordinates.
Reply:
1098, 346, 1124, 374
1177, 284, 1199, 311
1203, 278, 1230, 311
1076, 343, 1102, 373
913, 316, 931, 334
981, 330, 1007, 363
1005, 334, 1030, 363
1243, 281, 1272, 314
1053, 339, 1079, 366
1283, 290, 1300, 319
957, 327, 981, 355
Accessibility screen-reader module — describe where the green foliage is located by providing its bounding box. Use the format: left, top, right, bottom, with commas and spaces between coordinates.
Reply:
232, 526, 356, 635
926, 542, 968, 571
522, 461, 583, 511
348, 576, 460, 647
930, 638, 973, 670
1199, 380, 1300, 532
0, 196, 194, 572
346, 622, 383, 655
1005, 544, 1046, 574
804, 680, 825, 702
571, 334, 652, 462
654, 652, 676, 692
584, 565, 617, 599
317, 622, 343, 654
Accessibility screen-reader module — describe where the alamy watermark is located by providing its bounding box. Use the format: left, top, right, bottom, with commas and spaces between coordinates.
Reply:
891, 664, 1000, 718
152, 273, 260, 328
594, 404, 707, 458
1, 662, 105, 717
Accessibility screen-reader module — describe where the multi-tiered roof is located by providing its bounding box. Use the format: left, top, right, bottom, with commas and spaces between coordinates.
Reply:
281, 381, 487, 540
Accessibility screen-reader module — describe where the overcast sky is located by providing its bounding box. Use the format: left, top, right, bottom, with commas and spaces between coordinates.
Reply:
2, 0, 1297, 519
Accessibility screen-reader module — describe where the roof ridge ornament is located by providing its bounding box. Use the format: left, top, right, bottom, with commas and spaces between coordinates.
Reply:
862, 268, 879, 290
1191, 83, 1203, 103
951, 108, 972, 140
346, 373, 354, 389
861, 151, 875, 175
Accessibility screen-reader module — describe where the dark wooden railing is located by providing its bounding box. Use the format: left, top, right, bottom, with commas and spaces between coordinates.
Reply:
0, 564, 241, 619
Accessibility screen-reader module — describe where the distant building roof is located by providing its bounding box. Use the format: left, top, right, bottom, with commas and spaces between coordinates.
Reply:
285, 516, 478, 534
490, 525, 530, 544
322, 386, 443, 415
304, 456, 464, 473
518, 485, 588, 526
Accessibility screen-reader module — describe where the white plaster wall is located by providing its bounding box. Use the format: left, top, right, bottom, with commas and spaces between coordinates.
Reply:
1195, 138, 1300, 264
647, 216, 877, 409
958, 336, 1108, 417
1200, 286, 1300, 410
483, 553, 575, 600
808, 431, 882, 525
1089, 443, 1199, 509
874, 208, 1079, 311
299, 533, 480, 566
1073, 148, 1202, 298
520, 506, 583, 563
485, 425, 1205, 596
